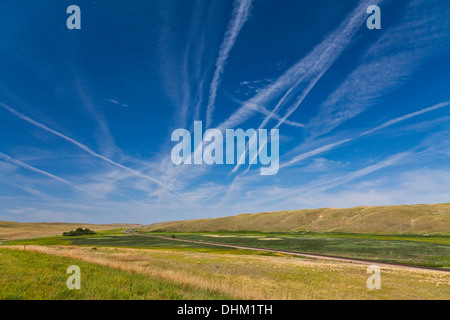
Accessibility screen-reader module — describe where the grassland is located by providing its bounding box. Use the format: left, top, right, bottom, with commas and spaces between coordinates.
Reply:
0, 248, 231, 300
3, 233, 238, 251
3, 245, 448, 300
0, 221, 141, 241
141, 202, 450, 234
149, 232, 450, 269
1, 204, 449, 300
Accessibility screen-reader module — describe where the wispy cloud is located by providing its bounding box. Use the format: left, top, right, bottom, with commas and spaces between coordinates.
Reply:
308, 0, 450, 136
360, 101, 450, 137
0, 151, 95, 196
205, 0, 253, 128
224, 150, 413, 208
217, 150, 419, 216
286, 168, 450, 210
74, 79, 117, 157
157, 0, 219, 129
305, 151, 412, 193
105, 99, 128, 107
281, 139, 352, 169
229, 0, 379, 174
227, 96, 304, 128
217, 0, 380, 132
271, 0, 383, 131
0, 102, 180, 197
282, 100, 450, 168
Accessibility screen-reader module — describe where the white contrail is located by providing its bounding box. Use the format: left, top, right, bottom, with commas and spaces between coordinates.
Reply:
308, 0, 450, 137
360, 101, 450, 137
218, 0, 380, 132
274, 0, 380, 130
277, 151, 412, 199
231, 0, 378, 174
0, 152, 95, 196
280, 139, 352, 169
205, 0, 252, 128
309, 152, 412, 193
281, 100, 450, 169
0, 103, 181, 197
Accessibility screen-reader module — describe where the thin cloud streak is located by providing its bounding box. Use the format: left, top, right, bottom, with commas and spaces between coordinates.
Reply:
232, 0, 379, 173
281, 139, 352, 169
0, 152, 95, 196
217, 0, 379, 132
221, 151, 413, 209
74, 79, 117, 157
226, 96, 304, 128
305, 152, 412, 194
308, 0, 450, 136
361, 101, 450, 137
273, 0, 382, 130
0, 102, 181, 197
105, 99, 128, 107
205, 0, 252, 128
281, 100, 450, 169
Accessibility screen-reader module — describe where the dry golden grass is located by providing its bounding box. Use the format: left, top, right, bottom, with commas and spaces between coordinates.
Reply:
142, 203, 450, 234
0, 221, 141, 241
4, 245, 449, 300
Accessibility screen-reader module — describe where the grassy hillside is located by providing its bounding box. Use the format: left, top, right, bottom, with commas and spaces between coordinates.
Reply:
141, 203, 450, 235
0, 221, 141, 241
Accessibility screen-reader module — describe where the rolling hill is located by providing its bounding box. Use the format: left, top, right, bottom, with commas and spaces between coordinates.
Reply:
142, 203, 450, 235
0, 221, 141, 241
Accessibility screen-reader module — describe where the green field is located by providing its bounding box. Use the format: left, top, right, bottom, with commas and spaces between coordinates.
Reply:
5, 230, 449, 269
0, 248, 232, 300
1, 217, 449, 300
143, 232, 450, 269
2, 233, 237, 252
69, 235, 237, 251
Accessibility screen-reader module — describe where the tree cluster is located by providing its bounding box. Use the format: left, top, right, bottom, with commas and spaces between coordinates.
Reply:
63, 227, 96, 236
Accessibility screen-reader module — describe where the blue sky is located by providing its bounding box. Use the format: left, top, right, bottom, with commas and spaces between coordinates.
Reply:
0, 0, 450, 223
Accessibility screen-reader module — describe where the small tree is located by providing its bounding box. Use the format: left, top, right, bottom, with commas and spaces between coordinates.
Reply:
63, 228, 96, 236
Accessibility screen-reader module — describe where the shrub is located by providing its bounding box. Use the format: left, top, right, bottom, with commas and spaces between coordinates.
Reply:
62, 228, 96, 236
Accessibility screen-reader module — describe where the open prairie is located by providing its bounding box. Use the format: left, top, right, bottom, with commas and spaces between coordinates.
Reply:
0, 247, 229, 300
0, 221, 141, 241
1, 203, 449, 300
2, 245, 449, 300
142, 203, 450, 234
148, 232, 450, 269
